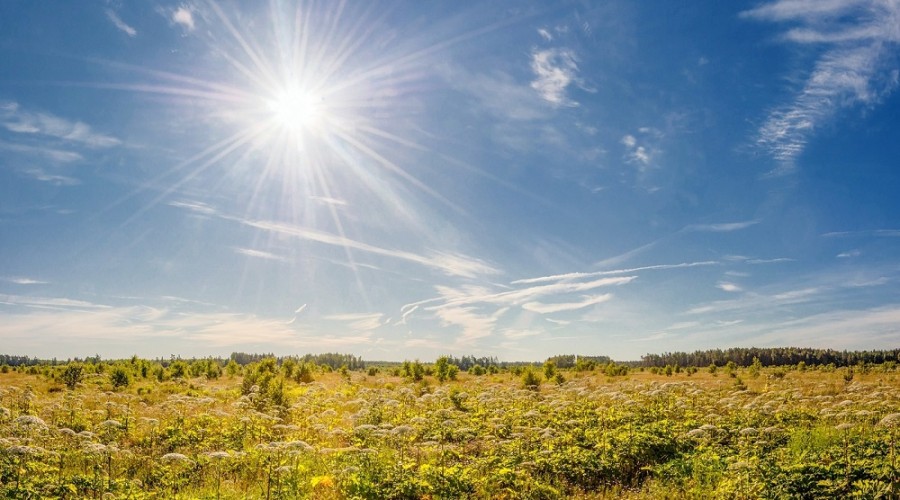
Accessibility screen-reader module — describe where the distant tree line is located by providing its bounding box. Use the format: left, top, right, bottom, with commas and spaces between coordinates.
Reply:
229, 352, 365, 370
638, 347, 900, 368
546, 354, 613, 369
0, 354, 46, 367
437, 355, 501, 371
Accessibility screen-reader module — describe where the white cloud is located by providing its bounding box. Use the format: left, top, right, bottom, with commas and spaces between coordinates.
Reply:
686, 220, 760, 232
431, 305, 505, 344
1, 101, 121, 148
440, 65, 548, 121
716, 282, 743, 293
0, 141, 83, 163
3, 277, 48, 285
620, 130, 662, 173
401, 271, 635, 345
0, 295, 378, 355
324, 313, 384, 332
837, 249, 862, 258
234, 217, 499, 279
21, 168, 80, 186
168, 200, 218, 216
530, 48, 581, 107
512, 261, 718, 285
743, 0, 900, 174
537, 28, 553, 42
105, 9, 137, 37
522, 293, 612, 314
234, 248, 287, 262
823, 229, 900, 238
172, 6, 196, 31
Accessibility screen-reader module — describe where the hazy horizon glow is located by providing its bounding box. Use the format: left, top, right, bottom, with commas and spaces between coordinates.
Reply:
2, 1, 900, 361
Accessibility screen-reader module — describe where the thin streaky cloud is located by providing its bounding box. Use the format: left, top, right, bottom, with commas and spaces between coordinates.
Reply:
234, 248, 287, 262
233, 217, 499, 279
823, 229, 900, 238
717, 282, 743, 293
105, 9, 137, 37
21, 168, 80, 186
324, 312, 385, 332
4, 277, 49, 285
429, 276, 634, 311
522, 293, 612, 314
740, 0, 861, 22
512, 261, 718, 285
1, 101, 121, 148
745, 257, 794, 265
0, 294, 111, 310
837, 250, 862, 258
0, 141, 83, 164
167, 200, 219, 216
743, 0, 900, 174
685, 220, 759, 232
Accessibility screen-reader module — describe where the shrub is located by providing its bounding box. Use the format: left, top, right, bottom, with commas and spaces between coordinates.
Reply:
61, 363, 85, 390
522, 368, 541, 390
109, 366, 131, 389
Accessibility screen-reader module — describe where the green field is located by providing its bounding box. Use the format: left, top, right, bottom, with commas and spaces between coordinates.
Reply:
1, 358, 898, 498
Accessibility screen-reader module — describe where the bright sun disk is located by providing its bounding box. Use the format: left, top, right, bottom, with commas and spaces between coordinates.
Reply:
267, 86, 324, 133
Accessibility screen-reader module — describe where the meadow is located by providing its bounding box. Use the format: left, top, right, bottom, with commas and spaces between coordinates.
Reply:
0, 357, 898, 499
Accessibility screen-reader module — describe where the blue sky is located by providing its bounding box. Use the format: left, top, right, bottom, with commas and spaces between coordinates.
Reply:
2, 0, 900, 361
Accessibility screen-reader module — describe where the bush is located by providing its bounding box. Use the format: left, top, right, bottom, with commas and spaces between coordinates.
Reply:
522, 368, 541, 390
109, 366, 131, 389
61, 363, 85, 390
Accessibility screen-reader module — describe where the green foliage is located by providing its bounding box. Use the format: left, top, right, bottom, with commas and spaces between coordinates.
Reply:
749, 357, 762, 378
434, 356, 459, 382
2, 357, 900, 499
109, 365, 131, 389
60, 363, 84, 390
522, 368, 541, 390
401, 360, 425, 381
294, 362, 315, 383
225, 359, 240, 377
168, 360, 188, 379
543, 360, 557, 381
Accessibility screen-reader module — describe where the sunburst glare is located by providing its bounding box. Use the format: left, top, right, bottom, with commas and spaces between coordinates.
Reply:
267, 85, 325, 135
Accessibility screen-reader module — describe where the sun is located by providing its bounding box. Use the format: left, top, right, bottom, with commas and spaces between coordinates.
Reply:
266, 85, 325, 135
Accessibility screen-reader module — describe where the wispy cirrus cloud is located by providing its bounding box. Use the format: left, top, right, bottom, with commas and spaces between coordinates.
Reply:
0, 294, 376, 356
168, 200, 219, 216
823, 229, 900, 238
2, 277, 49, 285
234, 247, 287, 262
234, 217, 499, 279
530, 48, 581, 107
522, 293, 612, 314
513, 261, 718, 285
716, 282, 743, 293
439, 64, 548, 122
324, 312, 385, 332
1, 101, 121, 148
0, 141, 83, 164
20, 167, 80, 186
105, 9, 137, 37
742, 0, 900, 174
400, 272, 636, 346
685, 220, 759, 232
